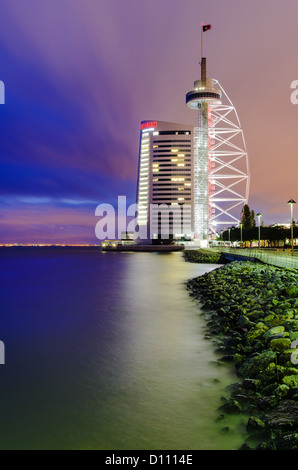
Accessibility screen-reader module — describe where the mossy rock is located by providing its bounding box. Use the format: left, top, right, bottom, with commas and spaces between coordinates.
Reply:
275, 384, 290, 399
246, 416, 266, 432
286, 286, 298, 298
238, 350, 277, 378
247, 323, 269, 344
279, 350, 296, 367
270, 338, 292, 352
285, 320, 298, 332
283, 375, 298, 388
263, 326, 285, 341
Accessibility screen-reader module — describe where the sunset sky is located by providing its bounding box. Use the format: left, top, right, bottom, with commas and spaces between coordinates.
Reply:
0, 0, 297, 243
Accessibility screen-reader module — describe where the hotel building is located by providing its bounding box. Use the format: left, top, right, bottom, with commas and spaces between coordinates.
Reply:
136, 120, 194, 242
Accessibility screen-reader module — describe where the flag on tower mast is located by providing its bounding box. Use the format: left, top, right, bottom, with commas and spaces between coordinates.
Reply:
201, 23, 211, 59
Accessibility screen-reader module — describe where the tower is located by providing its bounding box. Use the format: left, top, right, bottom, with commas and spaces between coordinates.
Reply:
186, 57, 221, 243
186, 28, 249, 243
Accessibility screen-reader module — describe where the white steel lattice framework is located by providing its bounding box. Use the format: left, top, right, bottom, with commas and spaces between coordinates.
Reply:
208, 81, 250, 232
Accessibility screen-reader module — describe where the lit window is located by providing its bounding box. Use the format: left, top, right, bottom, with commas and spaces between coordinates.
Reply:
171, 149, 179, 153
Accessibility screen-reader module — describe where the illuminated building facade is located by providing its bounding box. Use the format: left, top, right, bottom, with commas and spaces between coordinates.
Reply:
136, 121, 193, 242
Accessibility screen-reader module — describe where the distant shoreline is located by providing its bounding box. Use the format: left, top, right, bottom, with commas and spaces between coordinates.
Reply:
0, 245, 184, 252
0, 245, 101, 250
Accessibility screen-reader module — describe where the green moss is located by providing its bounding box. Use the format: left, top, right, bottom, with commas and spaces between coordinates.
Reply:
282, 375, 298, 388
269, 338, 292, 352
263, 326, 285, 341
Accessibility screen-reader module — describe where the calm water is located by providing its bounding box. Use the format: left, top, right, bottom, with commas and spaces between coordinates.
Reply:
0, 248, 246, 450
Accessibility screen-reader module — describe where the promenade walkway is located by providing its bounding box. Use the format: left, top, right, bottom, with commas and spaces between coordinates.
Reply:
214, 247, 298, 270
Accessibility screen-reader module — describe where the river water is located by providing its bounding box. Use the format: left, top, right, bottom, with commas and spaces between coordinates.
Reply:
0, 248, 246, 450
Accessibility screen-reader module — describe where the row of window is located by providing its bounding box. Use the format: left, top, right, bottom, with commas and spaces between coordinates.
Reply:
153, 163, 191, 168
152, 158, 191, 163
153, 158, 191, 162
152, 193, 191, 198
158, 131, 192, 136
152, 144, 192, 149
153, 179, 191, 183
153, 140, 192, 144
153, 169, 191, 173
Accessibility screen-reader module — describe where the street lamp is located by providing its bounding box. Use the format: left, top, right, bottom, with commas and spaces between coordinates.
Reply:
239, 223, 243, 248
288, 199, 296, 255
256, 213, 262, 249
228, 228, 231, 244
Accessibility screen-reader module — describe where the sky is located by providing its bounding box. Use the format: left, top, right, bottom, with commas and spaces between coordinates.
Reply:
0, 0, 297, 243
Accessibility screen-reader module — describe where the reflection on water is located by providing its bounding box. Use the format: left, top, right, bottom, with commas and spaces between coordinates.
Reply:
0, 249, 245, 449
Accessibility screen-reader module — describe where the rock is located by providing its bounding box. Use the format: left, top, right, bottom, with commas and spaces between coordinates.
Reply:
290, 331, 298, 341
275, 433, 298, 450
269, 338, 292, 352
275, 384, 290, 399
238, 350, 277, 378
282, 375, 298, 388
255, 441, 273, 450
237, 315, 253, 330
257, 395, 278, 411
284, 320, 298, 332
263, 326, 285, 341
264, 399, 298, 429
243, 378, 261, 391
239, 443, 252, 450
246, 323, 268, 344
219, 399, 242, 414
246, 416, 265, 432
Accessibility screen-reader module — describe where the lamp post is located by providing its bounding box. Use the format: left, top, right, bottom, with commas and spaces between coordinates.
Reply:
228, 228, 231, 244
256, 213, 262, 249
240, 223, 243, 248
288, 199, 296, 256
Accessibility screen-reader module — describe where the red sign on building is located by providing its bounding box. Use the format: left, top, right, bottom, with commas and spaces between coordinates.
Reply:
141, 121, 157, 130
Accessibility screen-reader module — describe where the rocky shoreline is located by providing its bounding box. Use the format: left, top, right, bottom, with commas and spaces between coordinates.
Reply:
185, 253, 298, 450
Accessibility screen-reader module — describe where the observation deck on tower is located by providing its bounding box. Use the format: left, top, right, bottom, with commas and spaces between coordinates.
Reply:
186, 58, 221, 108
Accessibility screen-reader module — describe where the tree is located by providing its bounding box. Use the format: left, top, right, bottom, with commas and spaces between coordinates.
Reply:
241, 204, 255, 230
